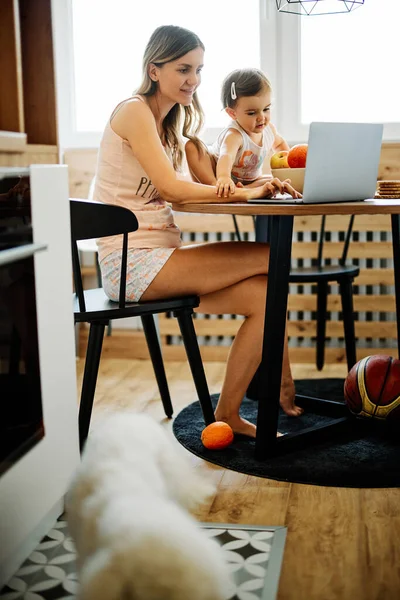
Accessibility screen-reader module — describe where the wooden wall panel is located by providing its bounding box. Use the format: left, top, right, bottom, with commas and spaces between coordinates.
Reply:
0, 145, 59, 167
378, 143, 400, 180
79, 327, 397, 364
64, 148, 98, 198
0, 0, 24, 132
19, 0, 57, 145
157, 316, 397, 340
65, 144, 400, 200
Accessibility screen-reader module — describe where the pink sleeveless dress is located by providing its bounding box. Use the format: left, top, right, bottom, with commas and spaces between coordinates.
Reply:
94, 96, 182, 301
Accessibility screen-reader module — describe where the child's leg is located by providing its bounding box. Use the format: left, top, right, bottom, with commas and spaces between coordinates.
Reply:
185, 140, 217, 185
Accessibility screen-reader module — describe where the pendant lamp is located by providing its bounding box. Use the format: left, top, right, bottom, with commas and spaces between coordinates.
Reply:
276, 0, 365, 16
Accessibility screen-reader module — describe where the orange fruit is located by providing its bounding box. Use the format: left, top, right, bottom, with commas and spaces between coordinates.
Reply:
288, 144, 308, 168
201, 421, 234, 450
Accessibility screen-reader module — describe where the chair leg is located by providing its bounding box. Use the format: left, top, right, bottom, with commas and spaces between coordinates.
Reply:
232, 215, 242, 241
79, 322, 105, 452
316, 281, 328, 371
339, 278, 357, 371
174, 308, 215, 425
96, 257, 112, 336
95, 257, 102, 287
141, 314, 173, 418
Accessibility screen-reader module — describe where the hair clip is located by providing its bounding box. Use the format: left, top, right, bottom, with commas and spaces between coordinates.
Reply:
230, 82, 237, 100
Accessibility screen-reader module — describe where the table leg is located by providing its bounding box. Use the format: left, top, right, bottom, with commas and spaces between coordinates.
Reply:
251, 215, 350, 459
255, 215, 270, 243
391, 215, 400, 358
247, 216, 271, 400
255, 215, 294, 460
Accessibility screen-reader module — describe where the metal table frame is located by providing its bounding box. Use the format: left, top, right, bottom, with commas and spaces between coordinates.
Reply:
251, 214, 400, 460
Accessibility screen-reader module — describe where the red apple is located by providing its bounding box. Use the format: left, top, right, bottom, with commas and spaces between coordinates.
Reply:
288, 144, 308, 168
270, 151, 289, 169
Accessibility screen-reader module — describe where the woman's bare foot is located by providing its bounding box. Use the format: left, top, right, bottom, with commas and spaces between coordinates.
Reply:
214, 411, 256, 437
214, 411, 283, 438
280, 378, 304, 417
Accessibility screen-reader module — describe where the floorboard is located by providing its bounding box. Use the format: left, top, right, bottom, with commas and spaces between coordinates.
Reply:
75, 358, 400, 600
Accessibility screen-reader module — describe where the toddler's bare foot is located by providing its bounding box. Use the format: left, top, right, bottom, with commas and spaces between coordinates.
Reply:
280, 378, 304, 417
214, 412, 283, 438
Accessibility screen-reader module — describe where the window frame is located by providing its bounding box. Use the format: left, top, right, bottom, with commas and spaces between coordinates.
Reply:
53, 0, 276, 149
274, 7, 400, 143
52, 0, 400, 150
52, 0, 102, 149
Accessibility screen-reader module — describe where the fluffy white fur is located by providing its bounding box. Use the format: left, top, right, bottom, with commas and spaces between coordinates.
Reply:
66, 412, 232, 600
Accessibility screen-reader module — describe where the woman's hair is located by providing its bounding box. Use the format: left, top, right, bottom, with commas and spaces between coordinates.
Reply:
135, 25, 205, 170
221, 68, 272, 109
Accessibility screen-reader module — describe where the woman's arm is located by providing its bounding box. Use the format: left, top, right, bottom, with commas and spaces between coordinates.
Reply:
242, 175, 273, 189
111, 101, 267, 204
184, 141, 216, 185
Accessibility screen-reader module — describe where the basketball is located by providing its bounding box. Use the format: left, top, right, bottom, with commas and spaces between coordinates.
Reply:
344, 355, 400, 420
201, 421, 234, 450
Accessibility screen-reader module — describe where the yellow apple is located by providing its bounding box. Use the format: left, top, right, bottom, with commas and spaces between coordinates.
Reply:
270, 151, 289, 169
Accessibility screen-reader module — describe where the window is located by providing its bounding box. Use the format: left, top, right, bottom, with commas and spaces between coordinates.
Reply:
52, 0, 400, 148
276, 0, 400, 141
53, 0, 260, 147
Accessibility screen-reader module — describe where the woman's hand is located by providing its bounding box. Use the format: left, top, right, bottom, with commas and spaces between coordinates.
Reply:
216, 176, 236, 198
259, 177, 302, 199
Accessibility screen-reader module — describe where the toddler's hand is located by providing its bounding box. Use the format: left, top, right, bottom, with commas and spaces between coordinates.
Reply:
216, 177, 236, 198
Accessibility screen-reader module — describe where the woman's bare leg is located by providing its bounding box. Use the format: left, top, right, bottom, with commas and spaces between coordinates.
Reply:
198, 276, 297, 436
280, 323, 298, 416
200, 275, 268, 436
197, 279, 301, 435
141, 242, 302, 426
141, 242, 269, 299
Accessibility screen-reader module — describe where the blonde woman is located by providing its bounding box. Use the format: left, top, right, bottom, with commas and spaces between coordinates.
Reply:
94, 25, 303, 439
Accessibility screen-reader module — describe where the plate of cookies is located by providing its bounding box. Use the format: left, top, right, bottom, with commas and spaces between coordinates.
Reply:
375, 180, 400, 199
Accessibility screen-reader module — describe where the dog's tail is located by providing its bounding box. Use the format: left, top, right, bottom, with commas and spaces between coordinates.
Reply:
79, 549, 126, 600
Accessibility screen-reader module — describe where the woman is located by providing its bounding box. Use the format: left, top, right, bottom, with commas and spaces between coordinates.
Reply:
94, 25, 302, 438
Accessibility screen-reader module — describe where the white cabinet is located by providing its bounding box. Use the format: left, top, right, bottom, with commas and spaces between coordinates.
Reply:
0, 165, 80, 588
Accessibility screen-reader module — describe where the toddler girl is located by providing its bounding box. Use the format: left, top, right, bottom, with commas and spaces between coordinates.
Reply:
186, 68, 293, 199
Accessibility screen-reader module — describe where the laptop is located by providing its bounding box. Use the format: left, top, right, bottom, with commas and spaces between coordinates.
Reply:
248, 122, 383, 204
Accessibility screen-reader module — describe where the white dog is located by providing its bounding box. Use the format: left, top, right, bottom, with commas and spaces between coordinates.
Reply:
66, 412, 232, 600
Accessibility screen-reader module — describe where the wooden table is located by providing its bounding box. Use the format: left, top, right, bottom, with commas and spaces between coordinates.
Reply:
172, 199, 400, 459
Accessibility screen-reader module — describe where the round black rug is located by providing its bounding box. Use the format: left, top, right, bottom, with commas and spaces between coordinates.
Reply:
172, 379, 400, 488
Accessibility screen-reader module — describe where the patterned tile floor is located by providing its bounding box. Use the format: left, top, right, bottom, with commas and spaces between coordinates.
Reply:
0, 519, 287, 600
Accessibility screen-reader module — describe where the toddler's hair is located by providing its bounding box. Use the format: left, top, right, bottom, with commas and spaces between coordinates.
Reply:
221, 68, 271, 109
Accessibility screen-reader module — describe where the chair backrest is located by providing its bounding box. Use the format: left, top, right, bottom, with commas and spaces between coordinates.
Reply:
316, 215, 355, 268
70, 199, 138, 312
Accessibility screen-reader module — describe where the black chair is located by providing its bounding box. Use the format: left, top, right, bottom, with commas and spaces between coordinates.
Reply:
234, 214, 359, 371
70, 198, 215, 451
77, 238, 112, 336
289, 215, 359, 371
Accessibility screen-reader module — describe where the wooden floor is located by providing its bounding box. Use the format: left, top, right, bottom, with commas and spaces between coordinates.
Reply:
76, 358, 400, 600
